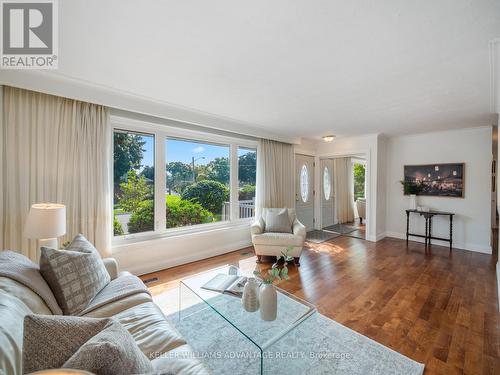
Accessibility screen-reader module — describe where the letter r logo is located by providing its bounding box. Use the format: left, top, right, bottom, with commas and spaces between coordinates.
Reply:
2, 1, 53, 54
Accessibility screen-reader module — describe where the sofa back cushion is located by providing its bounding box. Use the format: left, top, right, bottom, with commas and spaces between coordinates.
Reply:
0, 290, 33, 375
0, 250, 62, 315
40, 234, 111, 315
0, 277, 52, 315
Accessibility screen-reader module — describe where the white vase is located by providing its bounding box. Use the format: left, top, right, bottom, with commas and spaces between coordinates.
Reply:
409, 194, 417, 210
259, 283, 277, 321
242, 278, 259, 312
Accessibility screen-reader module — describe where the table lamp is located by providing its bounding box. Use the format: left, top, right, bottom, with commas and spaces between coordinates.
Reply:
24, 203, 66, 249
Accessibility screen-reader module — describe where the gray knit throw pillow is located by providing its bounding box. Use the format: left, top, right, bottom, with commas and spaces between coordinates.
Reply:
40, 234, 111, 315
22, 315, 111, 374
23, 315, 153, 375
63, 319, 153, 374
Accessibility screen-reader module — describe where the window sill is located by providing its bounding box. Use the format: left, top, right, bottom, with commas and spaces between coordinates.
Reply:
112, 217, 254, 251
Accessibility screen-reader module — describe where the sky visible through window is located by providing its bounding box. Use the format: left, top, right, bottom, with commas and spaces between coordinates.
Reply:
139, 137, 255, 169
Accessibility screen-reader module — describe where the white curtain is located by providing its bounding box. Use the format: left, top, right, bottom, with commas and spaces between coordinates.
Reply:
255, 139, 295, 218
1, 86, 112, 261
334, 157, 355, 224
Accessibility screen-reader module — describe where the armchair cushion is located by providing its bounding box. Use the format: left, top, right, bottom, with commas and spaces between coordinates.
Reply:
252, 233, 304, 247
265, 209, 292, 233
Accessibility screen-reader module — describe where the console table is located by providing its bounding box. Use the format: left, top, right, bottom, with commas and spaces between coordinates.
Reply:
405, 209, 454, 252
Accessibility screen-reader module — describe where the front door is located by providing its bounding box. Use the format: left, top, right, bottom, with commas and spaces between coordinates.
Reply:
321, 159, 335, 228
295, 154, 315, 230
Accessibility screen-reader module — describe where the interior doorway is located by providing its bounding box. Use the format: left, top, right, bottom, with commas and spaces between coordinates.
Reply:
308, 154, 367, 243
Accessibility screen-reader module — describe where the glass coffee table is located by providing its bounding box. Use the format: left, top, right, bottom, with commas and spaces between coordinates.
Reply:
178, 265, 316, 374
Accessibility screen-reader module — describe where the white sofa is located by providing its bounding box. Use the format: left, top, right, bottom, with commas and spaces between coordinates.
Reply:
251, 208, 306, 265
0, 254, 209, 375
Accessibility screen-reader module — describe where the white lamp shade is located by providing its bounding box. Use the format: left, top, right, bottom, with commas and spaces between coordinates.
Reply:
24, 203, 66, 239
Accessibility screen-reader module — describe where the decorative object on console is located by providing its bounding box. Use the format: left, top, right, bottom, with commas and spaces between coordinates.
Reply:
242, 277, 260, 312
23, 203, 66, 251
400, 180, 423, 209
403, 163, 464, 197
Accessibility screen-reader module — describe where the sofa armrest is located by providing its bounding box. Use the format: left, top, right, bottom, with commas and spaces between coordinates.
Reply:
293, 219, 306, 239
251, 218, 264, 235
102, 258, 119, 280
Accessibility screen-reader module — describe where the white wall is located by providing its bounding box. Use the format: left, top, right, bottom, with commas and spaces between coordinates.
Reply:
385, 127, 492, 253
113, 223, 252, 275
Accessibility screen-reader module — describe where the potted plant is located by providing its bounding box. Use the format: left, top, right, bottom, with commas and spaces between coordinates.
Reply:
253, 246, 294, 321
400, 180, 423, 210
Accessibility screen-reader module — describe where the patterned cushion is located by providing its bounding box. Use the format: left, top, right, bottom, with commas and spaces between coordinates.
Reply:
63, 319, 153, 374
22, 315, 111, 373
40, 234, 111, 315
265, 209, 292, 233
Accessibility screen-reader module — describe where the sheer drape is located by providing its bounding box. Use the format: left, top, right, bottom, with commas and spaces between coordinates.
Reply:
255, 139, 295, 218
1, 86, 112, 261
334, 157, 355, 224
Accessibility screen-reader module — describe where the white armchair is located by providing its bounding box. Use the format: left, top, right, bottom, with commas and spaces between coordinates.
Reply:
356, 198, 366, 224
251, 208, 306, 265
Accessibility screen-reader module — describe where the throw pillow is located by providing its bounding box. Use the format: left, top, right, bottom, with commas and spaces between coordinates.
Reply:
63, 319, 153, 374
39, 234, 111, 315
22, 315, 111, 374
265, 209, 292, 233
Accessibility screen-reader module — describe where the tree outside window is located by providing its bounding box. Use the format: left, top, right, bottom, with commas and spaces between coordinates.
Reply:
354, 163, 365, 200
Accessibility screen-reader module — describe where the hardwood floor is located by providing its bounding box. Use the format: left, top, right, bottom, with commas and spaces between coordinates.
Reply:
141, 236, 500, 375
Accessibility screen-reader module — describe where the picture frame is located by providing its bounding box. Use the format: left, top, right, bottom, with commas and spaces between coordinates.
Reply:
403, 163, 465, 198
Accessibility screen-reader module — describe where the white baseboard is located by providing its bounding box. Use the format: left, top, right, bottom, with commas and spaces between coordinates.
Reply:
384, 231, 492, 254
126, 239, 253, 276
366, 233, 387, 242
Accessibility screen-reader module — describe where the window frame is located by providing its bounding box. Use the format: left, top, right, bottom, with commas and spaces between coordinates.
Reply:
111, 115, 258, 247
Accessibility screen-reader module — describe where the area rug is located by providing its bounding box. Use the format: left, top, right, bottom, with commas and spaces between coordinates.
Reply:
323, 223, 358, 234
166, 295, 424, 375
306, 229, 342, 243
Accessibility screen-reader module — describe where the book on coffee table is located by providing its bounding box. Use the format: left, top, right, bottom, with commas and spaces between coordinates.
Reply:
201, 273, 248, 297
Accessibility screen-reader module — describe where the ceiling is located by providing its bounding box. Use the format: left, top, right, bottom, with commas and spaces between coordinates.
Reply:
49, 1, 500, 138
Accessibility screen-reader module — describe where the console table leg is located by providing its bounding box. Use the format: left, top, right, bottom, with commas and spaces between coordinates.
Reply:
449, 215, 453, 252
424, 217, 428, 252
406, 211, 410, 246
428, 217, 432, 247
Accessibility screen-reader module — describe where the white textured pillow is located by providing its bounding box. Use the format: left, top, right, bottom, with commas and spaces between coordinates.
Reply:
265, 209, 292, 233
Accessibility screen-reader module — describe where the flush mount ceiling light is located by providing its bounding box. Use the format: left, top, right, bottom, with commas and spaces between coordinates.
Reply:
322, 135, 336, 142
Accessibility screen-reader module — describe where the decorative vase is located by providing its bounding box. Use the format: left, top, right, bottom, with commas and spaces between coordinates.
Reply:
409, 194, 417, 210
242, 278, 259, 312
259, 283, 277, 321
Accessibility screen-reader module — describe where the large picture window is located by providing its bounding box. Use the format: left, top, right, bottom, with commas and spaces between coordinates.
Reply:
238, 147, 256, 219
165, 138, 230, 228
113, 130, 155, 236
112, 119, 258, 240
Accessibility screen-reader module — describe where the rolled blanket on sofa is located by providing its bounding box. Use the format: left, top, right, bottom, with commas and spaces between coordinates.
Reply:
0, 250, 63, 315
79, 272, 151, 316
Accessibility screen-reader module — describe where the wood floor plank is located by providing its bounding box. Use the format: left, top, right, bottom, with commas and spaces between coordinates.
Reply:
141, 236, 500, 374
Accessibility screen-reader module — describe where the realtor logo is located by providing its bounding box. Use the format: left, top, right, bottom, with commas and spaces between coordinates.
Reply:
1, 0, 58, 69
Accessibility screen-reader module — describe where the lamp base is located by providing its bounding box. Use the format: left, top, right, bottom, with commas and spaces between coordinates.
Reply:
39, 238, 58, 250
